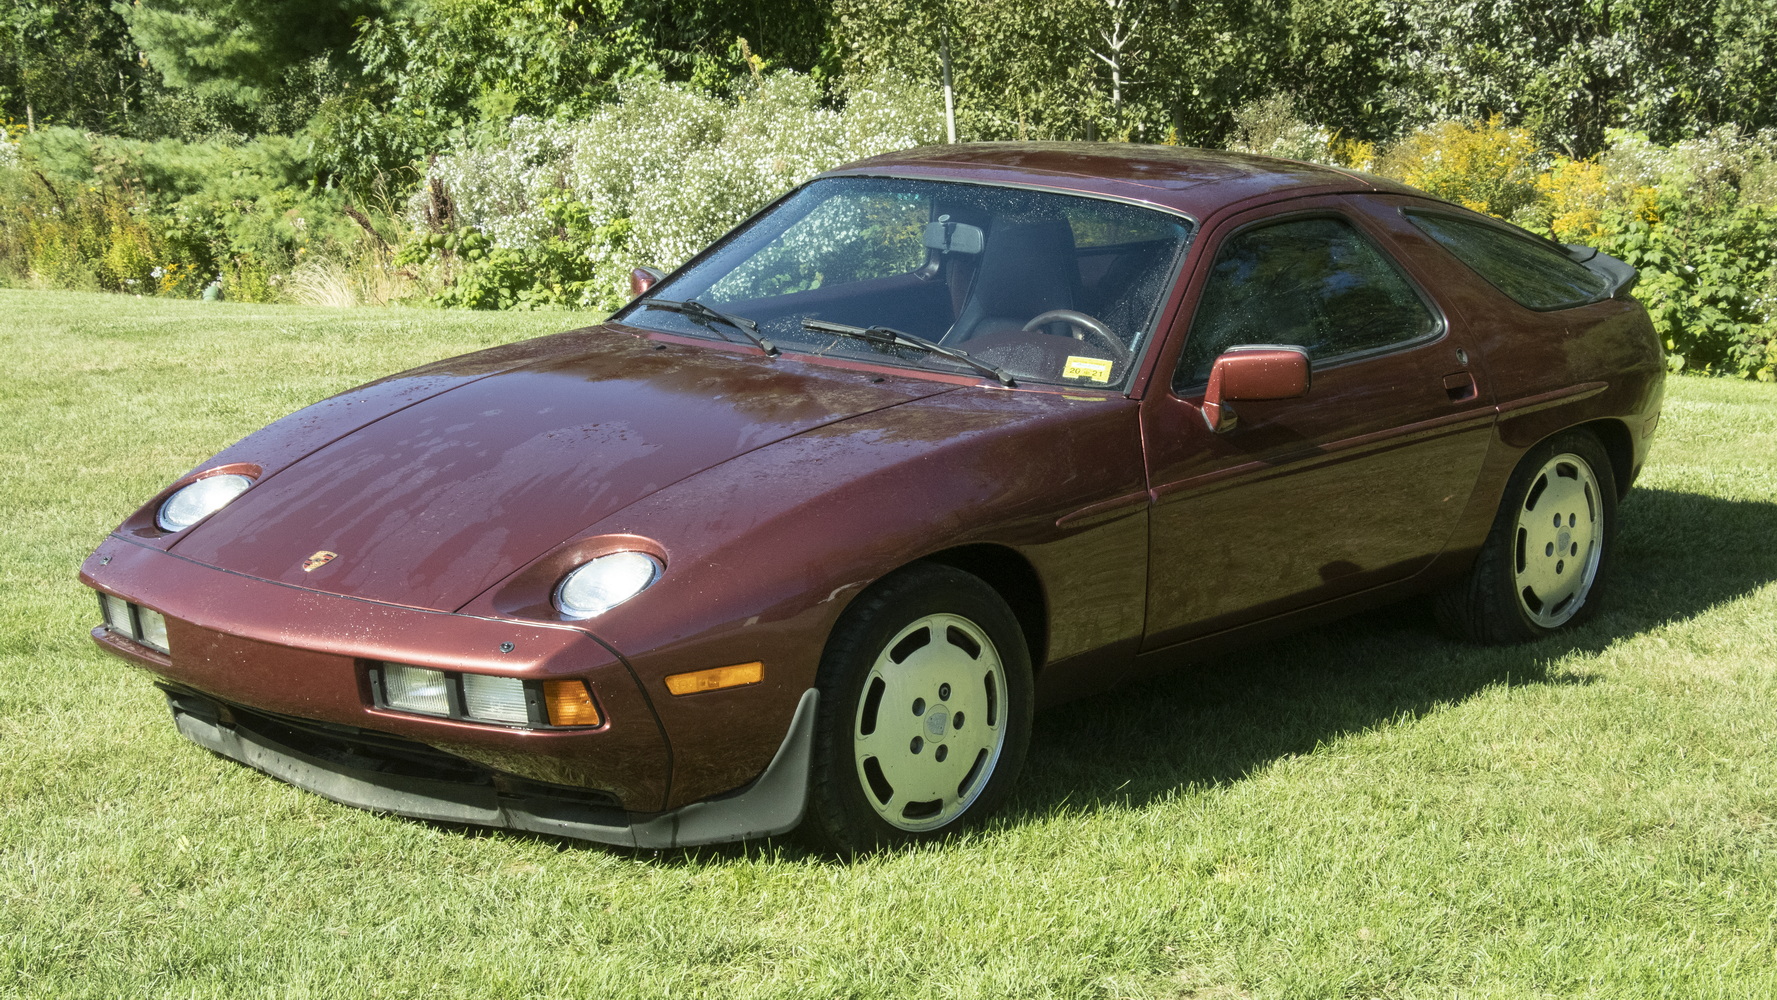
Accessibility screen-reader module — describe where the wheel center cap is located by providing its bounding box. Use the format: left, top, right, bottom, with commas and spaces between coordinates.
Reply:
1557, 528, 1572, 553
925, 709, 948, 738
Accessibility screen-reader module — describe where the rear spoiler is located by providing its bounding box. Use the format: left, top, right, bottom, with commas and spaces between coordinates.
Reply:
1563, 244, 1638, 299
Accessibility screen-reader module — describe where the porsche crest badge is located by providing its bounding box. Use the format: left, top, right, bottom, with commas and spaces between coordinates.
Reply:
301, 550, 338, 573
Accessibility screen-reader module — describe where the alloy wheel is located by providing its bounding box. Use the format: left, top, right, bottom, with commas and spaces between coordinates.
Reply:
851, 612, 1008, 831
1512, 452, 1603, 628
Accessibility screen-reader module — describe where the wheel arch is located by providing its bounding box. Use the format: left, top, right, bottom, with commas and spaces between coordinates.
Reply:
919, 544, 1050, 673
1572, 417, 1635, 499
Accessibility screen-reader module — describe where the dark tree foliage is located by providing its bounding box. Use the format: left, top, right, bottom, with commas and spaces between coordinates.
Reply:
86, 0, 833, 191
1388, 0, 1777, 156
1, 0, 142, 132
119, 0, 387, 105
4, 0, 1775, 171
834, 0, 1777, 154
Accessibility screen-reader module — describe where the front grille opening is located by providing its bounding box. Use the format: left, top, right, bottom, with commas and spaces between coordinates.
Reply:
161, 686, 620, 808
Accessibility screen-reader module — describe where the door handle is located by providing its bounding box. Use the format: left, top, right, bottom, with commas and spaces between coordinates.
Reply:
1442, 371, 1477, 402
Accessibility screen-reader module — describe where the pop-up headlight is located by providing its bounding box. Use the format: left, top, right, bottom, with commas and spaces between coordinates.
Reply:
156, 474, 253, 532
554, 551, 662, 619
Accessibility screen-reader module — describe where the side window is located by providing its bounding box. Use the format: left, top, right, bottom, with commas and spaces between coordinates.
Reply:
1407, 212, 1609, 310
1174, 217, 1438, 390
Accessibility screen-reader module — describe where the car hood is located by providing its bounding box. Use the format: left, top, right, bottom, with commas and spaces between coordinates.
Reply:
168, 327, 954, 612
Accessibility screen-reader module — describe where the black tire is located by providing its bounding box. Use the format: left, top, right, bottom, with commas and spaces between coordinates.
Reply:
802, 563, 1033, 855
1437, 429, 1619, 644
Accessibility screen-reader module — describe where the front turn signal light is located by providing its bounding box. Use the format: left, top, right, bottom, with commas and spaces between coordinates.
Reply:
664, 661, 764, 696
543, 679, 602, 727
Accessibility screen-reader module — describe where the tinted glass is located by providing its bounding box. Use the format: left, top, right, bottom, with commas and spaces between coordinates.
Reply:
619, 177, 1192, 389
1175, 217, 1438, 389
1408, 212, 1609, 310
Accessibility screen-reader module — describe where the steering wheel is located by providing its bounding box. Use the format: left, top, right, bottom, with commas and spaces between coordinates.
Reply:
1022, 309, 1132, 366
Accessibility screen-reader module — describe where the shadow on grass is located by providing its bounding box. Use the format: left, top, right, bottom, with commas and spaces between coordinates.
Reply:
1006, 486, 1777, 821
466, 487, 1777, 862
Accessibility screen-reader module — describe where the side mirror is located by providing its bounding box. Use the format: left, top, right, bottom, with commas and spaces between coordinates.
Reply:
629, 265, 667, 298
1200, 345, 1310, 433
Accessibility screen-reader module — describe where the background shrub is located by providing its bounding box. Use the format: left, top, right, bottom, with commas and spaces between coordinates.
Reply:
1376, 117, 1545, 220
4, 0, 1777, 379
405, 72, 943, 311
0, 127, 390, 301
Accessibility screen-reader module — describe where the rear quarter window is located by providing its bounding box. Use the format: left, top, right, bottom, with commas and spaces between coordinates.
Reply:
1407, 211, 1609, 311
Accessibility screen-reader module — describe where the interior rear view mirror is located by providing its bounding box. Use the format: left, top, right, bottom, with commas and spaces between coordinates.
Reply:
922, 217, 984, 255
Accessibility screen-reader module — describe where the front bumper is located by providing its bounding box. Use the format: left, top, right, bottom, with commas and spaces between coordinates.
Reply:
163, 684, 817, 850
82, 535, 815, 846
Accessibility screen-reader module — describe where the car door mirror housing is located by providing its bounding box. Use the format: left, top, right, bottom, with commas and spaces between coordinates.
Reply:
629, 266, 667, 298
1200, 345, 1311, 433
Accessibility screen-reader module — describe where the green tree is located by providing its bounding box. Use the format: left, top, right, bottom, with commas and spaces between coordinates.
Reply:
120, 0, 385, 107
311, 0, 834, 193
1385, 0, 1777, 157
833, 0, 1286, 145
0, 0, 140, 132
1274, 0, 1406, 143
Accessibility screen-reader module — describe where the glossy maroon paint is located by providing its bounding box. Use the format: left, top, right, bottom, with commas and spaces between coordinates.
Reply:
167, 335, 953, 613
629, 267, 662, 297
1200, 347, 1311, 432
80, 143, 1663, 820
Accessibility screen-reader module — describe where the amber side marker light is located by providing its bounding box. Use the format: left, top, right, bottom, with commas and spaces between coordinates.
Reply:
543, 679, 602, 727
664, 661, 764, 696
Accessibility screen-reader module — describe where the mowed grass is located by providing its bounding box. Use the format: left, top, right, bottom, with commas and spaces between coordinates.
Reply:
2, 288, 1775, 999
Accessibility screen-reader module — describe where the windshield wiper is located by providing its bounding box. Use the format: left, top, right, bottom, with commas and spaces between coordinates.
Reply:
801, 318, 1015, 387
645, 298, 778, 356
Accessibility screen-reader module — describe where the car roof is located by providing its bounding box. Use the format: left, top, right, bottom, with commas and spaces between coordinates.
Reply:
822, 142, 1417, 220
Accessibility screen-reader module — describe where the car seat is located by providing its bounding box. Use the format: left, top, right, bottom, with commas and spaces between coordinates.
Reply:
946, 219, 1082, 343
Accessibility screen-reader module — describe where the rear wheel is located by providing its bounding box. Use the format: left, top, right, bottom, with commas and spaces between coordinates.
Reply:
1438, 430, 1618, 643
804, 563, 1032, 854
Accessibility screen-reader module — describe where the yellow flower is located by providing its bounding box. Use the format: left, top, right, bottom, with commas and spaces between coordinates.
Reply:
1536, 157, 1606, 243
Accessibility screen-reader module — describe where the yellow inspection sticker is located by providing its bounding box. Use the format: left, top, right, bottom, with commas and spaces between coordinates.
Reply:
1061, 356, 1115, 383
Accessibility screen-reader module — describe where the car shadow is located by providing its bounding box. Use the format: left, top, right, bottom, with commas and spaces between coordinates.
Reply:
1002, 486, 1777, 821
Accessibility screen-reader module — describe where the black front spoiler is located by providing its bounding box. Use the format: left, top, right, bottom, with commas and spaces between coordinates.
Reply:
166, 687, 818, 850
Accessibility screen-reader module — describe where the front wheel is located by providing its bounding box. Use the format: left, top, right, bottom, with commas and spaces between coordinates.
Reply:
803, 563, 1033, 854
1437, 430, 1618, 643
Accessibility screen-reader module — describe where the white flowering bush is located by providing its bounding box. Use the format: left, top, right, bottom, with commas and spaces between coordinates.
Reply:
410, 71, 944, 310
1601, 126, 1777, 209
1225, 95, 1334, 163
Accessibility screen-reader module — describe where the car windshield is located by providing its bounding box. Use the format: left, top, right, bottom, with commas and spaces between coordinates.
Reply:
614, 176, 1193, 390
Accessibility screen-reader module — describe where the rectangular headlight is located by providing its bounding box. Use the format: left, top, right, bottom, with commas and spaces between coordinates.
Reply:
462, 673, 529, 725
136, 608, 170, 654
381, 663, 451, 716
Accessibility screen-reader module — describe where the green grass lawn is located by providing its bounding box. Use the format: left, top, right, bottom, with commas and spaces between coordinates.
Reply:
3, 289, 1775, 999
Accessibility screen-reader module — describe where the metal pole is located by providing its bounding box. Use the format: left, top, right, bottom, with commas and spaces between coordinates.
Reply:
940, 21, 957, 144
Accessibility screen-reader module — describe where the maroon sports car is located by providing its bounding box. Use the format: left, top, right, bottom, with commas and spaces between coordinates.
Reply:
82, 144, 1662, 852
